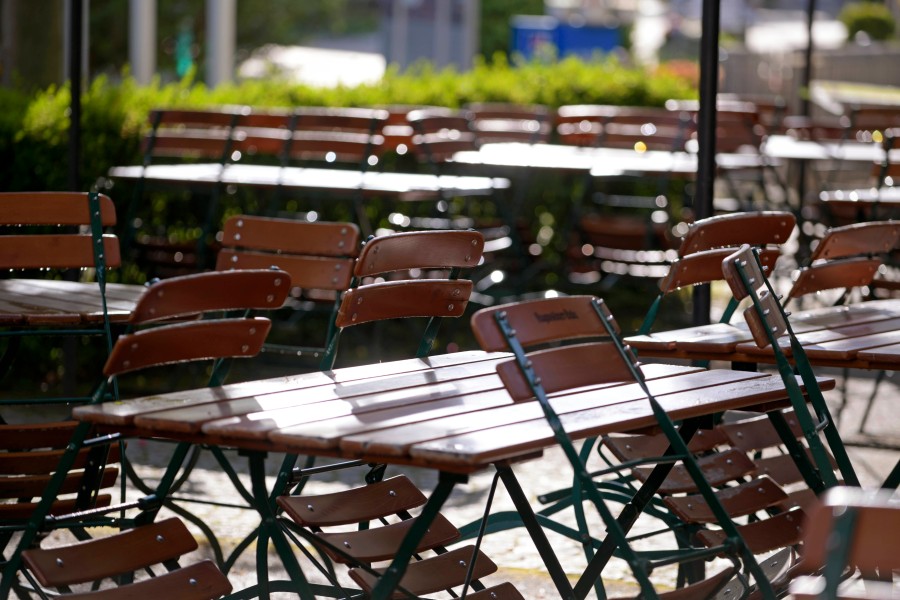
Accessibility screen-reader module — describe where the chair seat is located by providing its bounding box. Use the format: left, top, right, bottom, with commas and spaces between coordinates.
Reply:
276, 475, 426, 527
53, 561, 232, 600
664, 476, 788, 523
348, 545, 497, 598
697, 508, 805, 554
316, 512, 460, 563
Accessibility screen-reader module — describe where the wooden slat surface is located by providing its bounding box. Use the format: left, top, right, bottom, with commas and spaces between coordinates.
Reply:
0, 279, 145, 325
626, 298, 900, 370
72, 351, 503, 427
74, 346, 834, 474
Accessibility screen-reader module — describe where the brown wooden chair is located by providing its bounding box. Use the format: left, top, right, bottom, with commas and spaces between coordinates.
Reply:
274, 230, 523, 597
277, 475, 517, 598
19, 517, 232, 599
0, 191, 126, 410
320, 229, 485, 370
124, 106, 251, 276
718, 409, 840, 513
783, 221, 900, 431
556, 104, 696, 287
469, 294, 754, 599
629, 210, 796, 343
1, 269, 290, 598
789, 486, 900, 600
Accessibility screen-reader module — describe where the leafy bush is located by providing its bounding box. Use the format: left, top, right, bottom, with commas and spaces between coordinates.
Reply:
840, 1, 896, 41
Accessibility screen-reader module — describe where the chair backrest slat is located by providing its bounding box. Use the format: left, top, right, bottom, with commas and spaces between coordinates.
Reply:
103, 317, 271, 377
0, 235, 121, 270
354, 230, 484, 277
678, 211, 796, 257
471, 295, 616, 352
335, 280, 471, 328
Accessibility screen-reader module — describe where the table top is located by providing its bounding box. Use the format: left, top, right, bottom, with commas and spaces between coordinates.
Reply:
73, 349, 831, 474
108, 163, 510, 201
450, 142, 771, 178
819, 186, 900, 204
0, 279, 146, 326
625, 298, 900, 371
761, 134, 900, 163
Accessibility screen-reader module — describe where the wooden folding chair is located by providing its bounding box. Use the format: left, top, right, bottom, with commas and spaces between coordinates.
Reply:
0, 269, 290, 598
721, 244, 860, 494
789, 486, 900, 600
556, 104, 696, 288
634, 210, 796, 340
469, 295, 781, 599
782, 221, 900, 431
277, 474, 524, 599
234, 107, 388, 232
123, 106, 251, 275
273, 228, 485, 494
18, 517, 232, 600
0, 191, 125, 411
216, 214, 362, 364
273, 230, 527, 597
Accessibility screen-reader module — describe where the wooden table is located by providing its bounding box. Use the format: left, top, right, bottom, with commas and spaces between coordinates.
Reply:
625, 298, 900, 371
72, 349, 832, 599
761, 135, 899, 164
108, 163, 510, 204
451, 142, 772, 178
0, 279, 145, 327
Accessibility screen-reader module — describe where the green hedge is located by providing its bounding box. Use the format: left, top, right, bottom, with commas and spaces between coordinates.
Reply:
3, 54, 697, 192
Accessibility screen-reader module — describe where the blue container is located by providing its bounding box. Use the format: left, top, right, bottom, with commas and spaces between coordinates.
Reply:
510, 15, 620, 60
510, 15, 559, 59
556, 22, 620, 58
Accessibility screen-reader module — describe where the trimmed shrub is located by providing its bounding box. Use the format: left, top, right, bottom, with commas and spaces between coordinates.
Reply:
840, 1, 896, 41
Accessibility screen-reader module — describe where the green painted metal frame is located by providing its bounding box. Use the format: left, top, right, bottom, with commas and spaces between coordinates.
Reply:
484, 297, 776, 599
727, 246, 859, 490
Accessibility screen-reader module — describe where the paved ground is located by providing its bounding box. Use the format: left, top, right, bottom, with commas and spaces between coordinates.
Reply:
105, 364, 900, 598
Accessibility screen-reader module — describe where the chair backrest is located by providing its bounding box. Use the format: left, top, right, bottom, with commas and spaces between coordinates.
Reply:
322, 229, 484, 369
678, 211, 796, 257
464, 102, 554, 144
0, 421, 121, 522
235, 107, 388, 169
215, 214, 361, 361
556, 104, 691, 151
216, 215, 361, 298
786, 221, 900, 302
634, 211, 795, 335
0, 192, 120, 271
20, 517, 233, 599
142, 106, 250, 165
406, 107, 480, 166
793, 487, 900, 596
104, 269, 290, 378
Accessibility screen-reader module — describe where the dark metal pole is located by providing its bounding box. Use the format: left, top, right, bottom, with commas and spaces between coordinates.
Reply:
68, 0, 83, 191
801, 0, 816, 117
692, 0, 720, 326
